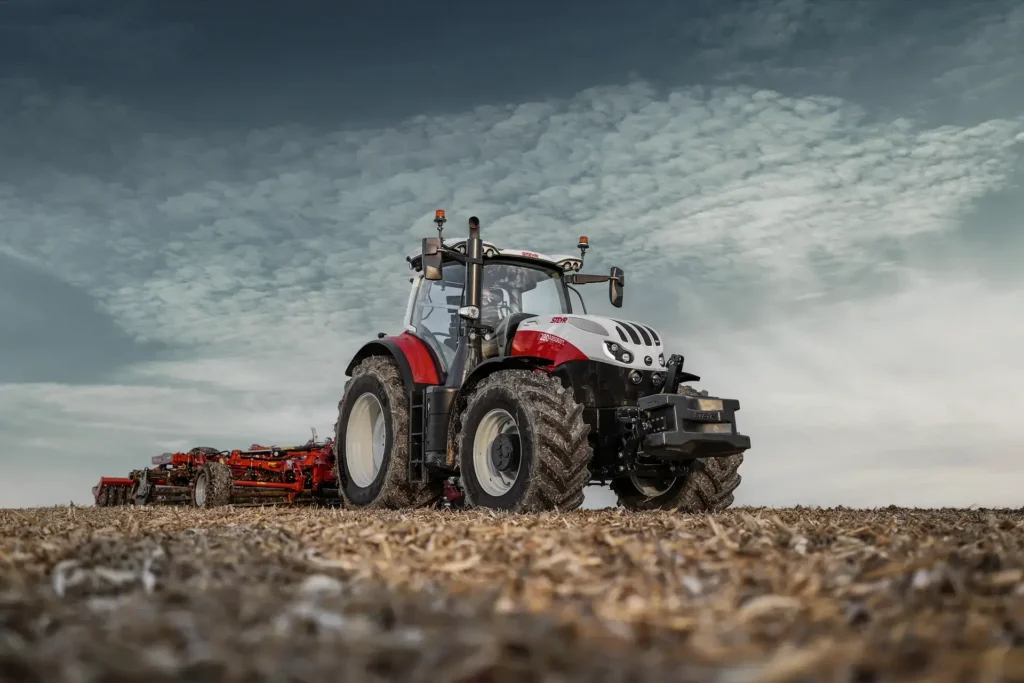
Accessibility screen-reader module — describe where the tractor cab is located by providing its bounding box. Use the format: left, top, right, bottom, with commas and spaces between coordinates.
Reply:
404, 212, 621, 375
405, 249, 575, 370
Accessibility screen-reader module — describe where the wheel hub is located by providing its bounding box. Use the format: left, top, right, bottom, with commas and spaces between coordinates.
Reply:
489, 432, 520, 473
472, 408, 522, 497
345, 392, 387, 488
630, 474, 676, 498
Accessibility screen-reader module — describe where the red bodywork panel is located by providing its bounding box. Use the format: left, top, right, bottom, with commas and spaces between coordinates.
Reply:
510, 329, 587, 366
392, 331, 441, 385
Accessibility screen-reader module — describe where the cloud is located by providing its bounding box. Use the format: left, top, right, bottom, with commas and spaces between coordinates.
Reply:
4, 80, 1021, 349
681, 0, 1024, 128
2, 0, 1023, 508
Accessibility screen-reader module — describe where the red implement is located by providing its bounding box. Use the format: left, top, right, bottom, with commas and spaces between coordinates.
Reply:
91, 432, 342, 508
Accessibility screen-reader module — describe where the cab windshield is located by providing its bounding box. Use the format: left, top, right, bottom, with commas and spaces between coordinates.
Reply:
479, 260, 570, 329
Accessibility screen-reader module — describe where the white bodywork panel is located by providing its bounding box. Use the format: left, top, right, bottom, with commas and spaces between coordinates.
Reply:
516, 313, 668, 371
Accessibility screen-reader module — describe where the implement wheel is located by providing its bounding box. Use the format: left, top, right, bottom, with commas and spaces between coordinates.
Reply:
192, 462, 233, 507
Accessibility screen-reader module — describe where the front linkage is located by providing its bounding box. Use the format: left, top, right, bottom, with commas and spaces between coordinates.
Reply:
612, 354, 751, 477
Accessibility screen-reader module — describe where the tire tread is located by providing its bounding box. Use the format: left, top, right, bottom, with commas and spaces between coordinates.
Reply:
457, 369, 592, 512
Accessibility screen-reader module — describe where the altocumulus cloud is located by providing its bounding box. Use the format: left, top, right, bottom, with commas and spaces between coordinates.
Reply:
2, 13, 1024, 507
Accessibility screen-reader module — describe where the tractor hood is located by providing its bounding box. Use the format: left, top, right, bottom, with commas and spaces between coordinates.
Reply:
513, 313, 668, 372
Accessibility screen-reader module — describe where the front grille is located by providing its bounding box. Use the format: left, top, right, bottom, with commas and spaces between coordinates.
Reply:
634, 324, 652, 346
613, 320, 642, 345
614, 320, 661, 347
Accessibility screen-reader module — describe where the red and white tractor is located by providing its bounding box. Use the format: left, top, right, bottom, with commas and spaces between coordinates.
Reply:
333, 211, 751, 512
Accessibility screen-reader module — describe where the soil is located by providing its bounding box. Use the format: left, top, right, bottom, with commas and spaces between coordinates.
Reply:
1, 505, 1022, 682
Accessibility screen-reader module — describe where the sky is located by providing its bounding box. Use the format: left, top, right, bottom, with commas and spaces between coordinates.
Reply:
1, 0, 1022, 509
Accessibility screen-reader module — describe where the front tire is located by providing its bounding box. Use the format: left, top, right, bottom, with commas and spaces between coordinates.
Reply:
611, 453, 743, 512
612, 383, 744, 512
334, 356, 441, 509
192, 462, 233, 507
456, 369, 591, 512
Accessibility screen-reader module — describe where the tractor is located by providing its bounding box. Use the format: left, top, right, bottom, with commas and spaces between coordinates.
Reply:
332, 211, 751, 512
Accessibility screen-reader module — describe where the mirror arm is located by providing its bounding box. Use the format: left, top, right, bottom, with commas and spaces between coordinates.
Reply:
410, 245, 467, 272
440, 248, 467, 265
569, 273, 612, 285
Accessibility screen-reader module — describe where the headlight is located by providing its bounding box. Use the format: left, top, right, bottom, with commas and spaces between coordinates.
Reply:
604, 341, 634, 365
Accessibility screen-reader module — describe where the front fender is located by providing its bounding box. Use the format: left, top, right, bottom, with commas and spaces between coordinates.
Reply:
443, 355, 552, 469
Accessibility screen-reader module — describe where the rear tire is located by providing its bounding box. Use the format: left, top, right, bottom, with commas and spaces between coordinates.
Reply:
456, 369, 591, 512
192, 462, 233, 507
334, 356, 441, 509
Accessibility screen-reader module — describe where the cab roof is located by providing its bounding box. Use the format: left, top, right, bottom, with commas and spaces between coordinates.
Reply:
406, 238, 583, 273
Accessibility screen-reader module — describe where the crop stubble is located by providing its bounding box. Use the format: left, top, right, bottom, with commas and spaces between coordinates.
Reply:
1, 506, 1022, 682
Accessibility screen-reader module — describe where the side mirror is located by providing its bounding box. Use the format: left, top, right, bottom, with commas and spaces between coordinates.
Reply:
422, 237, 443, 281
609, 266, 624, 308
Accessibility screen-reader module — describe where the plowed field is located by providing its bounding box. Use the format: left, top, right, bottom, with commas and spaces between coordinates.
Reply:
1, 506, 1022, 682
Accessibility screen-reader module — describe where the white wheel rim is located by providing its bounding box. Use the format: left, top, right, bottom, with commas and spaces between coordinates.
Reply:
345, 392, 387, 488
630, 475, 675, 498
472, 408, 521, 497
195, 473, 207, 506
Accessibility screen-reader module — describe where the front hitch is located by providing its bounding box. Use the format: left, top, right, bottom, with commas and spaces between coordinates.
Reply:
615, 390, 751, 462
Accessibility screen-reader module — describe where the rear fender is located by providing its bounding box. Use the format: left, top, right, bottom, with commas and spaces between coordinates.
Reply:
344, 332, 444, 389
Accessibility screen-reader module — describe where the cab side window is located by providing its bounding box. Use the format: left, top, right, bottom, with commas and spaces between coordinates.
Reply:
411, 263, 465, 368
